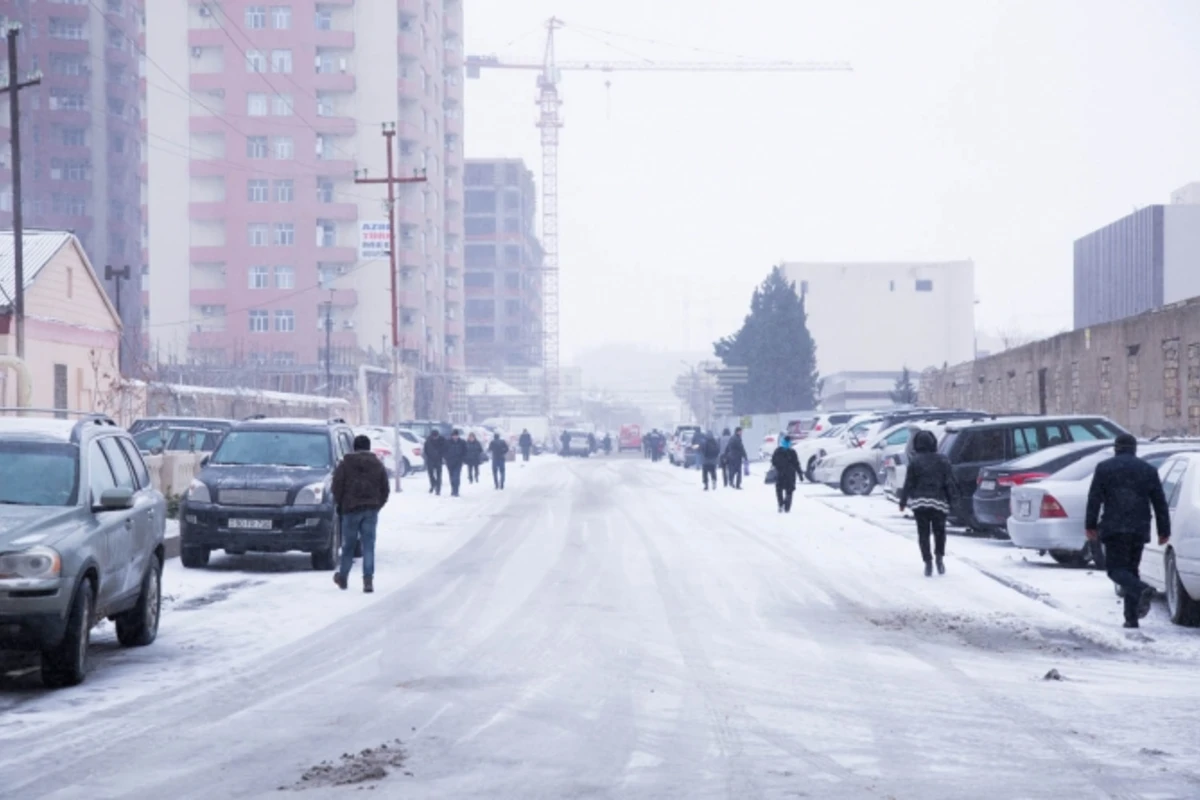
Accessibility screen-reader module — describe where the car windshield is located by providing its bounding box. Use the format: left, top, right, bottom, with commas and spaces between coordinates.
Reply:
819, 425, 845, 439
398, 430, 420, 444
0, 441, 79, 506
210, 430, 331, 468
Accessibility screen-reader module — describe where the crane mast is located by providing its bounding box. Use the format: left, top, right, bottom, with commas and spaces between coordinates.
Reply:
468, 19, 851, 418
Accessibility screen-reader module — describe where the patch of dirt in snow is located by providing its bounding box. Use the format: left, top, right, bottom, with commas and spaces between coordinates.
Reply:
286, 740, 409, 791
170, 579, 266, 610
867, 609, 1121, 656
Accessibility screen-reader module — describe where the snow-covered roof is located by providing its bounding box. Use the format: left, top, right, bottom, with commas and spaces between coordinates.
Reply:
465, 377, 525, 398
0, 230, 74, 305
155, 383, 352, 407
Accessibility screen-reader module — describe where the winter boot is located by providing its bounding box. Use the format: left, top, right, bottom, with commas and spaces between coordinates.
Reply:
1123, 620, 1139, 629
333, 572, 347, 590
936, 557, 945, 575
1137, 586, 1155, 619
363, 577, 374, 594
924, 561, 933, 578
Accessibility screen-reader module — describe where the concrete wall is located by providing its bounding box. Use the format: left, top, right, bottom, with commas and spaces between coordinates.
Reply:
919, 297, 1200, 437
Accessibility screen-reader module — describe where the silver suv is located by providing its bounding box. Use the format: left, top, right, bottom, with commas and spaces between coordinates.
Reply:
0, 415, 167, 687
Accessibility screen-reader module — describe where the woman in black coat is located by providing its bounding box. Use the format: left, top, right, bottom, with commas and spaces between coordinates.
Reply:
899, 429, 959, 576
465, 433, 484, 484
770, 436, 803, 513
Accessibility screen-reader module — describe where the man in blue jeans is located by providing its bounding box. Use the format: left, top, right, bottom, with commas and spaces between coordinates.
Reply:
331, 434, 390, 593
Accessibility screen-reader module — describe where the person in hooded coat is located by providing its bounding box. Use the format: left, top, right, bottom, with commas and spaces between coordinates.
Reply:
700, 430, 722, 490
718, 428, 733, 486
899, 429, 958, 576
771, 435, 802, 512
443, 429, 468, 497
465, 432, 484, 484
725, 428, 748, 489
423, 430, 445, 495
488, 432, 510, 489
560, 430, 571, 456
519, 429, 534, 461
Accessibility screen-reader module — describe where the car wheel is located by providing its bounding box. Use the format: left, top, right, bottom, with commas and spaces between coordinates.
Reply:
400, 457, 411, 478
1166, 550, 1200, 627
311, 518, 340, 571
116, 557, 162, 647
1049, 549, 1088, 567
41, 579, 93, 689
840, 465, 876, 496
806, 457, 818, 483
180, 545, 210, 569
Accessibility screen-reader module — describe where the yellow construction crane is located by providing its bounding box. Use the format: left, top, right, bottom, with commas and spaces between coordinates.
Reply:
467, 18, 851, 415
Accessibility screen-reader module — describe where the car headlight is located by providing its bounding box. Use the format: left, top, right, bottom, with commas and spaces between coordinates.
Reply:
186, 479, 211, 503
0, 546, 62, 580
295, 482, 326, 505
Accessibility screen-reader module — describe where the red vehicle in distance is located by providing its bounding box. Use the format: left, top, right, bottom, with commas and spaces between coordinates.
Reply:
619, 424, 643, 452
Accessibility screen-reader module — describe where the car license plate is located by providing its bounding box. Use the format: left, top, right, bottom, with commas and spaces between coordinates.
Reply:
228, 518, 273, 531
980, 480, 996, 491
1018, 500, 1031, 517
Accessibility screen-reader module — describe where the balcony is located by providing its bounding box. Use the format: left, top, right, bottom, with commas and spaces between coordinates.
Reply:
188, 202, 225, 221
318, 201, 358, 222
314, 115, 357, 137
188, 244, 228, 263
189, 160, 228, 179
313, 72, 356, 93
398, 74, 422, 99
329, 288, 358, 307
315, 245, 358, 263
189, 116, 228, 135
398, 30, 421, 59
188, 29, 228, 49
315, 30, 355, 50
188, 288, 229, 307
189, 73, 226, 93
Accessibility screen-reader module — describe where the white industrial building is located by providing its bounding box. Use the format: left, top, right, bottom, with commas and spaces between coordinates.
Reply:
782, 261, 976, 375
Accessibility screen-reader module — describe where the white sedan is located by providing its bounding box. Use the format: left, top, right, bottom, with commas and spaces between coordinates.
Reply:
812, 423, 915, 496
354, 426, 426, 476
1007, 442, 1200, 566
1143, 452, 1200, 626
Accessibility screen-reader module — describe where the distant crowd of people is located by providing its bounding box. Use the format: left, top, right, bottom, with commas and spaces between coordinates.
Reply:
420, 428, 530, 496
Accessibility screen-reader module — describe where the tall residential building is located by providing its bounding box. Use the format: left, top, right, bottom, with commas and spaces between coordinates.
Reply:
462, 158, 543, 371
146, 0, 464, 410
1074, 186, 1200, 330
782, 261, 976, 374
0, 0, 145, 361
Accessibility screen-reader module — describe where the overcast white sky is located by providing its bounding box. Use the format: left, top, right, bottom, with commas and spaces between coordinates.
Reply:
463, 0, 1200, 364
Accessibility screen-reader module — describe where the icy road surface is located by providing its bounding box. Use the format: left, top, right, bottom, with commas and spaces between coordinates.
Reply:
2, 456, 1199, 799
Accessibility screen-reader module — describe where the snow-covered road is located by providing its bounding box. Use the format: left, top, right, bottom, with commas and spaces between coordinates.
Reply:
2, 457, 1199, 799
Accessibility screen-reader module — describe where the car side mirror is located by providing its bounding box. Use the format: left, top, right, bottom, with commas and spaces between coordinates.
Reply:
96, 487, 134, 511
200, 455, 210, 468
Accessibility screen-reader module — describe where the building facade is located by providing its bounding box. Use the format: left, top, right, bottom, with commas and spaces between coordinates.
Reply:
0, 0, 144, 359
1074, 190, 1200, 330
145, 0, 464, 411
462, 158, 543, 371
781, 261, 976, 375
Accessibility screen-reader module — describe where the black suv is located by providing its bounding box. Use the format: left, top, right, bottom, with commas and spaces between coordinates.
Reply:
179, 417, 355, 570
939, 415, 1127, 527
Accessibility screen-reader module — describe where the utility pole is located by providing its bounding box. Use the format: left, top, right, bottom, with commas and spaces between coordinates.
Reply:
355, 124, 426, 492
104, 265, 131, 373
323, 292, 333, 397
2, 24, 42, 360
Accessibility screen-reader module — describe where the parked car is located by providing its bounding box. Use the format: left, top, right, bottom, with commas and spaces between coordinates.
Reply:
1144, 453, 1200, 626
352, 426, 425, 477
760, 430, 785, 461
179, 417, 356, 570
395, 420, 453, 440
133, 425, 225, 456
396, 428, 427, 472
669, 430, 698, 467
562, 430, 592, 458
793, 418, 883, 482
1007, 441, 1200, 566
883, 421, 960, 501
813, 422, 917, 496
802, 412, 859, 439
0, 415, 166, 688
938, 415, 1127, 527
618, 424, 642, 452
128, 417, 235, 453
971, 440, 1116, 531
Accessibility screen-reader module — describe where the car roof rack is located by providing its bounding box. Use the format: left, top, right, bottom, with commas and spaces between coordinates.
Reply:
243, 413, 268, 421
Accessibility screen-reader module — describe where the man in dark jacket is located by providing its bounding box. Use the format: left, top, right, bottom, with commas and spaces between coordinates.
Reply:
443, 429, 468, 497
725, 428, 748, 489
488, 432, 510, 489
560, 430, 571, 456
465, 433, 484, 484
771, 436, 802, 512
423, 430, 445, 495
718, 428, 733, 486
587, 432, 597, 454
331, 435, 390, 593
1086, 434, 1171, 628
700, 431, 722, 490
519, 429, 534, 461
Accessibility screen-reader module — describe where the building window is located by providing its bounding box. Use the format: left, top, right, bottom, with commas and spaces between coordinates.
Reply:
248, 224, 269, 247
246, 49, 267, 73
316, 178, 334, 203
316, 94, 334, 117
504, 163, 520, 186
915, 279, 934, 292
249, 265, 270, 288
249, 310, 270, 332
49, 90, 87, 111
465, 299, 494, 319
49, 19, 86, 40
274, 265, 294, 288
247, 179, 269, 203
464, 163, 495, 185
274, 223, 295, 246
503, 217, 520, 234
246, 136, 269, 159
465, 326, 493, 343
50, 53, 88, 76
464, 272, 494, 288
504, 326, 521, 343
271, 49, 293, 74
245, 93, 267, 116
315, 8, 333, 30
272, 351, 296, 366
505, 299, 521, 316
53, 364, 68, 417
464, 190, 496, 214
315, 135, 334, 160
271, 6, 292, 29
464, 217, 496, 236
464, 245, 495, 267
504, 272, 520, 290
274, 310, 295, 332
504, 189, 521, 212
245, 6, 267, 29
503, 245, 520, 266
316, 220, 336, 247
60, 127, 85, 147
272, 93, 293, 116
273, 179, 294, 202
272, 136, 294, 160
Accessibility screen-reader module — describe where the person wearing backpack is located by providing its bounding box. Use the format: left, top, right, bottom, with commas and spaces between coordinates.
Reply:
700, 430, 722, 490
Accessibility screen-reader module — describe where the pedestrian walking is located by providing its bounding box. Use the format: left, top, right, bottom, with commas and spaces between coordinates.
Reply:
898, 429, 957, 577
444, 429, 468, 497
587, 432, 597, 454
701, 431, 721, 490
726, 427, 748, 489
1085, 434, 1171, 629
465, 432, 484, 484
770, 435, 802, 512
489, 432, 510, 489
519, 429, 533, 462
423, 430, 445, 495
718, 428, 733, 487
602, 433, 612, 455
331, 434, 390, 593
560, 430, 571, 456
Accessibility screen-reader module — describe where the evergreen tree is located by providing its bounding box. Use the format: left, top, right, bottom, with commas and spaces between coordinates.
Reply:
890, 367, 919, 406
714, 266, 819, 414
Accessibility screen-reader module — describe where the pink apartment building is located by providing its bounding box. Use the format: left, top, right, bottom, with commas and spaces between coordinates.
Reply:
146, 0, 463, 416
